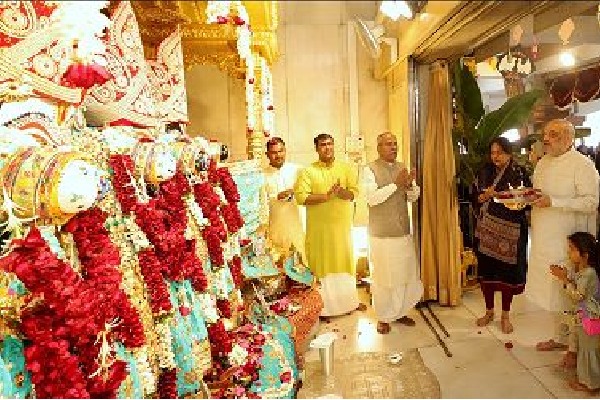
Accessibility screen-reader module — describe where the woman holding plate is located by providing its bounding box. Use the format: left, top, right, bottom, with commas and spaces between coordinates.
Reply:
473, 137, 532, 333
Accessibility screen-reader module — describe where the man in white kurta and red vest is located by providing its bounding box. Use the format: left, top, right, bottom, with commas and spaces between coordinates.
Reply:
528, 119, 599, 351
363, 132, 424, 334
259, 137, 305, 258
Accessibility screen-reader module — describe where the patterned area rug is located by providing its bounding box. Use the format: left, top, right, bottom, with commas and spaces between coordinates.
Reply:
297, 350, 441, 399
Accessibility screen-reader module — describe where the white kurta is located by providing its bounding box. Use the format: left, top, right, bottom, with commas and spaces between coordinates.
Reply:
527, 149, 599, 312
363, 166, 424, 323
259, 163, 306, 258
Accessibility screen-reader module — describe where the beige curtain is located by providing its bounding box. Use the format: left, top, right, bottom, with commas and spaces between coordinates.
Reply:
420, 60, 462, 306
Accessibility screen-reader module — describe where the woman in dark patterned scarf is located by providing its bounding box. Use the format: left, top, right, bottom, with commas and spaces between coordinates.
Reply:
473, 137, 531, 334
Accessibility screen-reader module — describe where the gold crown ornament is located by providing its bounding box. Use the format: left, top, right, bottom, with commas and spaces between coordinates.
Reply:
146, 29, 189, 124
0, 146, 103, 226
84, 1, 159, 129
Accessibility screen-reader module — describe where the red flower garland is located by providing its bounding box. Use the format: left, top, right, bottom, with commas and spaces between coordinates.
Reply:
229, 256, 243, 289
63, 208, 145, 348
0, 224, 139, 398
214, 167, 241, 203
207, 320, 233, 358
216, 299, 232, 319
109, 155, 208, 306
157, 369, 177, 399
221, 202, 244, 235
137, 249, 172, 314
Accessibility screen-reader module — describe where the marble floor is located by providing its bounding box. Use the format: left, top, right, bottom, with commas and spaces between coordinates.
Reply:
298, 287, 600, 398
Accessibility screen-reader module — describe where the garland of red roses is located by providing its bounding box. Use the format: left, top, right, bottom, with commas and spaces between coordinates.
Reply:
228, 255, 243, 289
110, 154, 209, 399
0, 212, 145, 398
109, 155, 208, 314
192, 161, 244, 268
212, 163, 244, 235
193, 181, 226, 266
157, 368, 177, 399
63, 208, 146, 348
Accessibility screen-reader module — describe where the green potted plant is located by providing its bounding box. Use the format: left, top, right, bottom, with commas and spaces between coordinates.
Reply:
451, 61, 543, 188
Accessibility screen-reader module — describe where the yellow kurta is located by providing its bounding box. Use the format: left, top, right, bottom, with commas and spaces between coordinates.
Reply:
294, 160, 358, 279
295, 159, 360, 316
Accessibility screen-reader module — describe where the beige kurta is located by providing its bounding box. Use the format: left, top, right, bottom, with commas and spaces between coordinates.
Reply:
527, 149, 599, 312
259, 162, 306, 259
363, 165, 423, 322
295, 159, 360, 317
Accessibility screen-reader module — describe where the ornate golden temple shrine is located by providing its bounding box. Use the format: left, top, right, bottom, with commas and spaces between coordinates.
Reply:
131, 0, 279, 159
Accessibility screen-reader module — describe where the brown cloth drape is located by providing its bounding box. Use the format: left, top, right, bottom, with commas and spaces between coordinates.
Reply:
549, 64, 600, 109
420, 60, 462, 306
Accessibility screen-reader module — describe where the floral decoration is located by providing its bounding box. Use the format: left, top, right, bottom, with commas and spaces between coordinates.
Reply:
0, 214, 144, 399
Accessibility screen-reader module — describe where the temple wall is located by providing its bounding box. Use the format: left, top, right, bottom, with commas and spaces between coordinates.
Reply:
184, 1, 388, 166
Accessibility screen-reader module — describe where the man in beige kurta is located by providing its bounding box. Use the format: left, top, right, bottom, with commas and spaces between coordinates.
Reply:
258, 137, 305, 259
363, 133, 423, 334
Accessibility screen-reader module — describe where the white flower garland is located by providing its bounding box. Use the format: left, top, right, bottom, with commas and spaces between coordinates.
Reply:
205, 1, 255, 132
155, 319, 177, 369
260, 56, 274, 136
198, 293, 220, 324
134, 346, 157, 396
205, 1, 232, 24
50, 1, 111, 62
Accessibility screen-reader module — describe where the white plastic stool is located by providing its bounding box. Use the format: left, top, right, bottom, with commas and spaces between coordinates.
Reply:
309, 332, 337, 376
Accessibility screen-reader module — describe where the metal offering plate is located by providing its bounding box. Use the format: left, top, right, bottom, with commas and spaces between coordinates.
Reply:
494, 187, 541, 210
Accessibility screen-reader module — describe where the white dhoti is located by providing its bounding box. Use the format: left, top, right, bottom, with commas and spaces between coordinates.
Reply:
368, 234, 423, 322
526, 212, 570, 312
318, 273, 360, 317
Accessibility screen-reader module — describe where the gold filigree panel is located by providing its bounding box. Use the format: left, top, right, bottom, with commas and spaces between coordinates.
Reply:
132, 0, 278, 74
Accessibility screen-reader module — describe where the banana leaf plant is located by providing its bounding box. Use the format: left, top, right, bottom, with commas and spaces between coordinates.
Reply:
451, 61, 543, 187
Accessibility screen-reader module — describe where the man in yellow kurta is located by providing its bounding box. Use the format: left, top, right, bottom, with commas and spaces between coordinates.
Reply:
295, 133, 362, 317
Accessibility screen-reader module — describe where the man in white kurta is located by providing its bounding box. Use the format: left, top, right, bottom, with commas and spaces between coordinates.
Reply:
363, 133, 424, 334
528, 119, 599, 351
259, 137, 305, 259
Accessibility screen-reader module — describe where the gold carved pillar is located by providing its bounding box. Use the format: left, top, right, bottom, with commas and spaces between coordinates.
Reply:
247, 52, 264, 160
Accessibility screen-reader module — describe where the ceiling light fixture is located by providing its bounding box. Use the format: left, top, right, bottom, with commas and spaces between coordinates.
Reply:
495, 46, 534, 77
559, 51, 575, 67
380, 1, 413, 21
